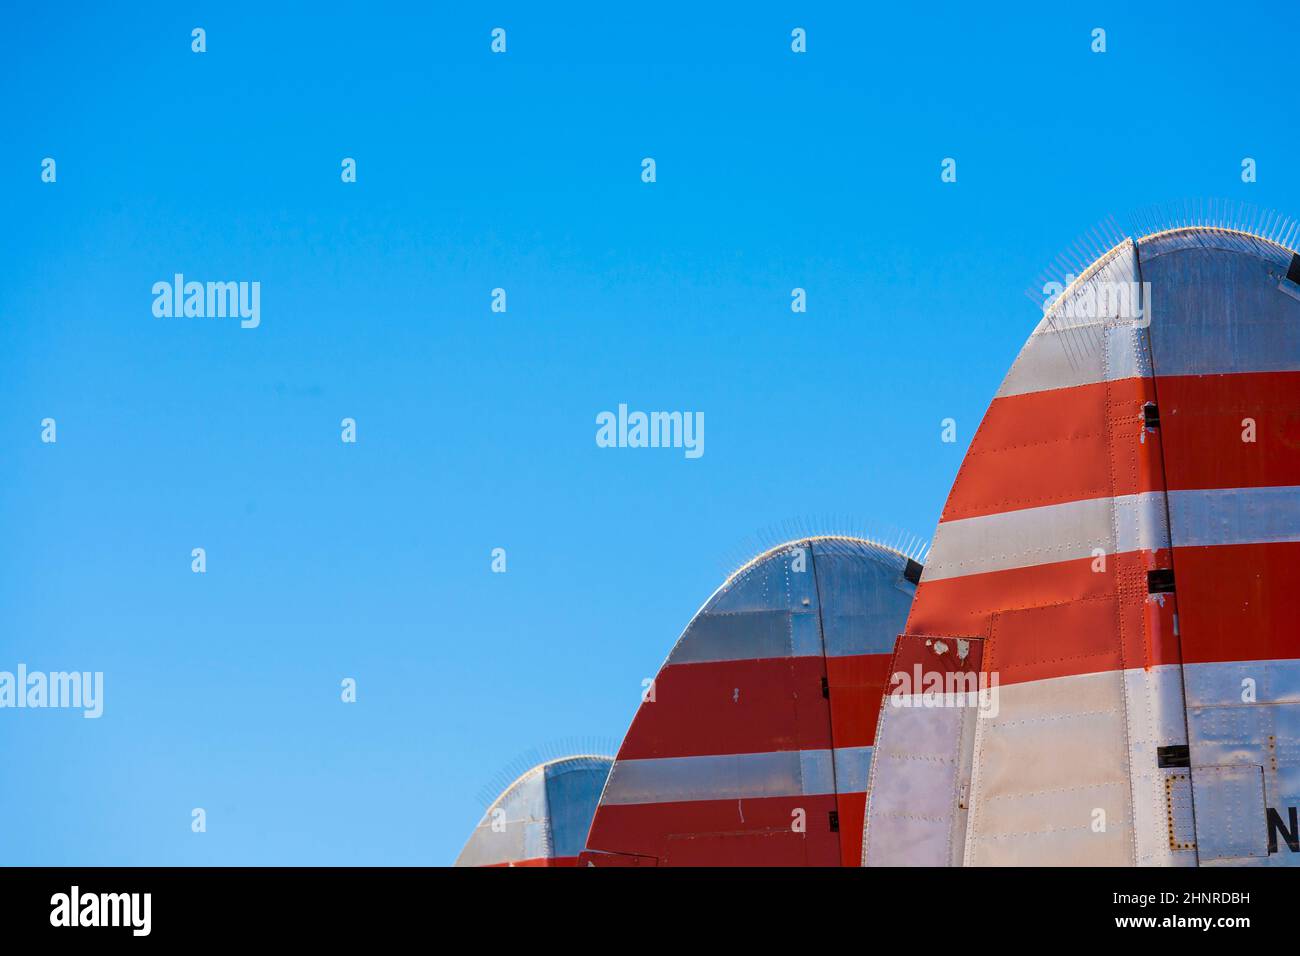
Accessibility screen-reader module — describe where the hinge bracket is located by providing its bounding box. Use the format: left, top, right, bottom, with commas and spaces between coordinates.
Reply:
1148, 568, 1176, 594
1158, 744, 1190, 768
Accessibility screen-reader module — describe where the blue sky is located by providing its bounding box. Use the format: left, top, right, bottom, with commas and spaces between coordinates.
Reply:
1, 1, 1297, 865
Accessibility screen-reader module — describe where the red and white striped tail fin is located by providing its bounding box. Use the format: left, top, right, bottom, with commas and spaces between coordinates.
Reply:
864, 225, 1300, 866
581, 536, 918, 866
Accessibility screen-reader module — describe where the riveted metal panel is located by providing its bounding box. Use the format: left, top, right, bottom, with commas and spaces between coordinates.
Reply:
1191, 765, 1268, 861
863, 635, 984, 866
455, 763, 550, 867
544, 757, 613, 860
810, 538, 915, 657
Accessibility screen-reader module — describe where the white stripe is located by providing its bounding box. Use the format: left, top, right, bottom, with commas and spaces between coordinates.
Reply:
1168, 485, 1300, 548
924, 486, 1300, 582
868, 660, 1300, 866
997, 242, 1150, 399
833, 745, 873, 793
601, 747, 871, 806
995, 232, 1300, 399
924, 493, 1168, 581
997, 321, 1152, 399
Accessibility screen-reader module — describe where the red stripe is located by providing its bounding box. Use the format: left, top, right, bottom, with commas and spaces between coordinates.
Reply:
586, 794, 841, 866
617, 656, 831, 760
889, 632, 984, 675
825, 653, 890, 748
835, 790, 867, 866
1158, 371, 1300, 491
824, 654, 889, 867
936, 370, 1300, 534
907, 551, 1181, 684
1168, 541, 1300, 665
578, 850, 658, 867
485, 856, 580, 868
1154, 370, 1300, 668
943, 377, 1160, 522
907, 543, 1297, 681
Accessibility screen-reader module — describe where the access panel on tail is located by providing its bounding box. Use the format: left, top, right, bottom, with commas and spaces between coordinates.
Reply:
863, 226, 1300, 866
455, 755, 612, 866
581, 537, 919, 866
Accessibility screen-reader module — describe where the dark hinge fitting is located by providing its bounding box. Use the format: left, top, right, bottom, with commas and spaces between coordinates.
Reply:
903, 558, 924, 585
828, 811, 840, 832
1147, 569, 1176, 594
1158, 744, 1191, 768
1142, 403, 1161, 429
820, 676, 830, 699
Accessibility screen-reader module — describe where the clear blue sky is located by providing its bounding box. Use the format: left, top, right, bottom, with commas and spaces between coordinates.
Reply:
2, 1, 1297, 865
